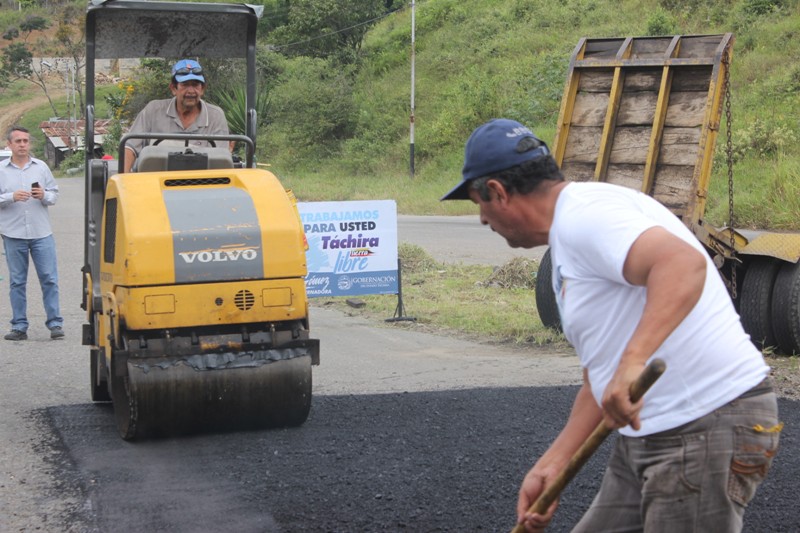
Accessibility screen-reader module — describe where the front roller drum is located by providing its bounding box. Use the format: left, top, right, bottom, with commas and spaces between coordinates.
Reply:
111, 355, 312, 440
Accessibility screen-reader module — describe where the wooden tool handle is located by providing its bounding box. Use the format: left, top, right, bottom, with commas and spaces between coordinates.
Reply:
511, 358, 666, 533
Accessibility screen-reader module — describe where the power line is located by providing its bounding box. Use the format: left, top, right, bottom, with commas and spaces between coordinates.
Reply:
270, 9, 400, 51
258, 5, 291, 22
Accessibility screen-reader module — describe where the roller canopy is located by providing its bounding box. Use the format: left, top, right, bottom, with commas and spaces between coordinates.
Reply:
86, 0, 262, 59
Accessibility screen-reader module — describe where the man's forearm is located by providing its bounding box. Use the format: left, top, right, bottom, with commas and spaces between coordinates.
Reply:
538, 380, 602, 471
123, 147, 136, 173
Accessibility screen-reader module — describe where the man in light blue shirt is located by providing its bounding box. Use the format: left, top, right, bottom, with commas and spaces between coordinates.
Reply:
0, 126, 64, 341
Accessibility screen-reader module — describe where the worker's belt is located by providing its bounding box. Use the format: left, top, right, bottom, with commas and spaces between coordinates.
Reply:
738, 377, 774, 399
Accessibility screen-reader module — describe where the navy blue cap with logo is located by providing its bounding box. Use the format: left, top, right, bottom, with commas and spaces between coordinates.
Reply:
440, 118, 550, 201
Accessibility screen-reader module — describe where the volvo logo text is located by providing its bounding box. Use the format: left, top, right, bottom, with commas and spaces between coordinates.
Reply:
178, 248, 259, 264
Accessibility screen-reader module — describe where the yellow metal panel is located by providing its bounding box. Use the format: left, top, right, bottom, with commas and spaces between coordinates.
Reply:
595, 67, 623, 181
117, 278, 308, 330
144, 294, 176, 314
241, 169, 309, 276
101, 173, 177, 287
100, 168, 308, 290
262, 287, 292, 307
595, 38, 632, 182
685, 34, 734, 226
553, 39, 587, 165
642, 37, 681, 195
693, 222, 748, 259
740, 233, 800, 263
642, 65, 672, 194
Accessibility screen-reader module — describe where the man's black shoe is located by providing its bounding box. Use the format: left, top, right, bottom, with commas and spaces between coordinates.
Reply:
50, 327, 65, 339
4, 330, 28, 341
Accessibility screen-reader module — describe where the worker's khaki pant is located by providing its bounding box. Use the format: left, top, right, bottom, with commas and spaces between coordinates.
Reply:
573, 381, 780, 533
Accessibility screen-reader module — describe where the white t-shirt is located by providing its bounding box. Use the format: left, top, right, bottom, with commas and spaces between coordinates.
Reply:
549, 182, 768, 437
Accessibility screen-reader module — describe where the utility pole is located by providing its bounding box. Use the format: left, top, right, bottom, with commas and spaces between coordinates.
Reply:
409, 0, 416, 178
69, 61, 77, 150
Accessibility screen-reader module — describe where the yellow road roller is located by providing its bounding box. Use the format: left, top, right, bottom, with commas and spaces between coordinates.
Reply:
81, 1, 319, 439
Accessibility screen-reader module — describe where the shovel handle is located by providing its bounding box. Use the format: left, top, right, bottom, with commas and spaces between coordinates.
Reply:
511, 358, 666, 533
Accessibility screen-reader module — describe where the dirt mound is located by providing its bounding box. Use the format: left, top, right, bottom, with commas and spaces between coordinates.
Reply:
482, 257, 539, 289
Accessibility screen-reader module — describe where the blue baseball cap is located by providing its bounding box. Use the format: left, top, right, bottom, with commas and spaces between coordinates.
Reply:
441, 118, 550, 200
172, 59, 205, 84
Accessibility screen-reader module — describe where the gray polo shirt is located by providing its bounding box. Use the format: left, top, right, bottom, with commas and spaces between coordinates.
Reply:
125, 97, 229, 156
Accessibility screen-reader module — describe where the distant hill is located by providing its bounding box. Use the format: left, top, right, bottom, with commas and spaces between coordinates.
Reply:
2, 0, 798, 226
319, 0, 799, 226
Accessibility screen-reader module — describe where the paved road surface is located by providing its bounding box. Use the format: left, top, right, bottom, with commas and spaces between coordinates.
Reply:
397, 214, 548, 265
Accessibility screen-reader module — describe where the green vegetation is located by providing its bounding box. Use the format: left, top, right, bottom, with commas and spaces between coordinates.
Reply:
0, 77, 30, 108
4, 0, 798, 225
315, 243, 566, 347
270, 0, 800, 224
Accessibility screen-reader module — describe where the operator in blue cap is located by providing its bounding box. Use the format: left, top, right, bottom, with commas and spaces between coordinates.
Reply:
442, 119, 779, 532
123, 59, 230, 172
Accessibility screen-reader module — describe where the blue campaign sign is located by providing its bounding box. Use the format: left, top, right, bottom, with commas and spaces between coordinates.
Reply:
297, 200, 399, 298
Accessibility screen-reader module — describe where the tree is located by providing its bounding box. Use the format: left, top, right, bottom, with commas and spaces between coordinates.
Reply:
267, 55, 357, 160
1, 5, 87, 119
0, 15, 61, 117
254, 0, 292, 36
50, 4, 86, 119
270, 0, 390, 62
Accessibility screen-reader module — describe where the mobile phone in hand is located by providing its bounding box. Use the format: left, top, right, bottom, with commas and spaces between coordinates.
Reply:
32, 182, 40, 189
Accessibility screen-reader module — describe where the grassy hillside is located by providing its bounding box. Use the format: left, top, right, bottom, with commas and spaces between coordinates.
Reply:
2, 0, 798, 229
275, 0, 800, 228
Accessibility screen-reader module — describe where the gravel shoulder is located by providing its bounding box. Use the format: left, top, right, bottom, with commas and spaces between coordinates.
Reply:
766, 355, 800, 400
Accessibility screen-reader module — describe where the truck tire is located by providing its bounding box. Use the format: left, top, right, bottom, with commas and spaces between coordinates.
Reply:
535, 248, 562, 332
739, 258, 781, 351
770, 260, 800, 355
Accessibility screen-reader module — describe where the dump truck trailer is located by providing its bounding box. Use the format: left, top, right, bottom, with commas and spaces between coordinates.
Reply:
536, 34, 800, 354
82, 1, 319, 439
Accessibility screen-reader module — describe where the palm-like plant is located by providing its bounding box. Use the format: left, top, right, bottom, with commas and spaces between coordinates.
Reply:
214, 85, 270, 136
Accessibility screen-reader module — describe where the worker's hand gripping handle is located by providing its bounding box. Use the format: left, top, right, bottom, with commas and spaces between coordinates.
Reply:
511, 358, 666, 533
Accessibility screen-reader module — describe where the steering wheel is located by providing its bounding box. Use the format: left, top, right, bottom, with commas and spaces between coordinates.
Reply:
152, 138, 217, 148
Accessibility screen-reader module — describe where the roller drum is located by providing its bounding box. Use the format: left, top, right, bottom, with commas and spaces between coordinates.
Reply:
114, 353, 312, 440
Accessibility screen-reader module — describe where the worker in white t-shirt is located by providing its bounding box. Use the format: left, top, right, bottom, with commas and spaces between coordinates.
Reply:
441, 118, 781, 533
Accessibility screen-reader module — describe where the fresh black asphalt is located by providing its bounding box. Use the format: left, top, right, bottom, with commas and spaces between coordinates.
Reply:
41, 386, 798, 532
